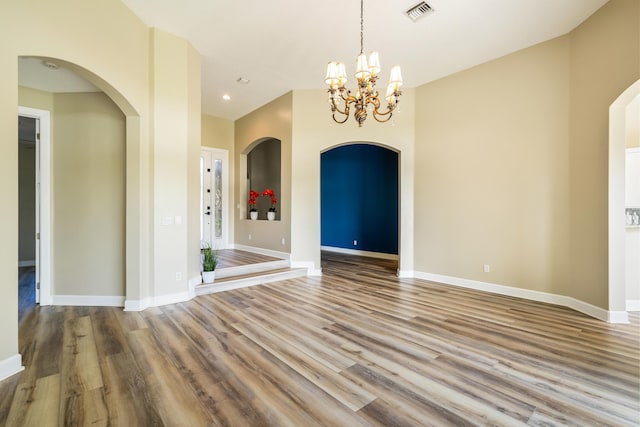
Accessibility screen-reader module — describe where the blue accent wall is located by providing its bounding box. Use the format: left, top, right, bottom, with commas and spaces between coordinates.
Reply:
321, 144, 398, 254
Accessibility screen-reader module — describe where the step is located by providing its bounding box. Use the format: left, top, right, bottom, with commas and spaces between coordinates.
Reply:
195, 258, 307, 296
215, 259, 291, 279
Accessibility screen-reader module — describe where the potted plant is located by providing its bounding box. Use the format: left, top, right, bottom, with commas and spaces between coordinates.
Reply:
248, 190, 259, 220
262, 188, 277, 221
201, 244, 217, 284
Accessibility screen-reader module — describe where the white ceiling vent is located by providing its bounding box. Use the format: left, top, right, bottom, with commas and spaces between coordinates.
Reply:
405, 1, 434, 22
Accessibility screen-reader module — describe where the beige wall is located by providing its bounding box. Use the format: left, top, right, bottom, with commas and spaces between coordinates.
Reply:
234, 93, 292, 254
18, 88, 127, 297
53, 92, 125, 296
412, 0, 639, 310
415, 36, 572, 294
202, 114, 234, 151
202, 114, 235, 249
290, 89, 416, 272
150, 28, 202, 297
1, 0, 150, 365
1, 0, 200, 369
569, 0, 639, 308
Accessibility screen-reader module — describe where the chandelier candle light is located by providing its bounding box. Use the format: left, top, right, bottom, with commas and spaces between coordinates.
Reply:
325, 0, 403, 126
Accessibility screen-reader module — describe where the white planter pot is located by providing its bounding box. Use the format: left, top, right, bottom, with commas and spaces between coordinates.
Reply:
202, 270, 216, 284
267, 211, 276, 221
250, 211, 258, 220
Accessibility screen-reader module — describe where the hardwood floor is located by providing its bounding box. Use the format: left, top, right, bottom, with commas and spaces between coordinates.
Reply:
2, 252, 639, 426
215, 249, 282, 269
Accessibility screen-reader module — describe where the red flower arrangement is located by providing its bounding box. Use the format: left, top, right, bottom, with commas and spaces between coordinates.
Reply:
248, 190, 259, 212
262, 188, 277, 212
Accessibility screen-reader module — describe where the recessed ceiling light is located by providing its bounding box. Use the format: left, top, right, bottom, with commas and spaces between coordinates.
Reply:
42, 60, 59, 70
222, 94, 231, 101
236, 77, 250, 84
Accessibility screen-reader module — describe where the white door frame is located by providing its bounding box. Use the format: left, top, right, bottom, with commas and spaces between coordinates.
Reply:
19, 106, 51, 306
608, 79, 639, 321
201, 147, 229, 249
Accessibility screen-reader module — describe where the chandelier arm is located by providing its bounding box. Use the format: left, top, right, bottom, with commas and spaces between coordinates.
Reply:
332, 111, 351, 124
329, 96, 349, 116
372, 110, 393, 123
365, 93, 381, 109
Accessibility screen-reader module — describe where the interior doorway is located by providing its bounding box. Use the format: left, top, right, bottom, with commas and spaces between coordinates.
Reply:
18, 115, 37, 313
18, 107, 51, 307
608, 79, 640, 320
200, 147, 229, 249
320, 143, 400, 273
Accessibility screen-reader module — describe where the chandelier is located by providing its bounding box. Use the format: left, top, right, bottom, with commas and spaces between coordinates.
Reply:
324, 0, 403, 127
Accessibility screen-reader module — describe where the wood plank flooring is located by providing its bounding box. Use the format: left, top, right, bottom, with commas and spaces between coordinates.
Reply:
215, 249, 281, 269
2, 252, 639, 426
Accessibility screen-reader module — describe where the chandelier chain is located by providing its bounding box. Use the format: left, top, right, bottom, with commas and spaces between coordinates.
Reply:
360, 0, 364, 55
324, 0, 403, 126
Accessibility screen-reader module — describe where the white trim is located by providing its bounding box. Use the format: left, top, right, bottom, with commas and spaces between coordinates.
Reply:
196, 268, 307, 296
0, 354, 24, 382
609, 80, 640, 315
19, 106, 51, 306
51, 295, 125, 307
397, 269, 414, 278
626, 299, 640, 311
124, 299, 146, 312
124, 291, 191, 312
200, 147, 230, 250
321, 246, 398, 260
607, 310, 630, 323
290, 260, 322, 276
233, 244, 290, 260
189, 275, 202, 299
414, 271, 629, 324
18, 260, 36, 267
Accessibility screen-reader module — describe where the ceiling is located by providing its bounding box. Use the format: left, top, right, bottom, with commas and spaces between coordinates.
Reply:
19, 0, 609, 121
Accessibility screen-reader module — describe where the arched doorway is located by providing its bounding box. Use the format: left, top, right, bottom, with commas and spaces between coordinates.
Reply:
18, 56, 141, 307
320, 143, 400, 274
608, 79, 640, 321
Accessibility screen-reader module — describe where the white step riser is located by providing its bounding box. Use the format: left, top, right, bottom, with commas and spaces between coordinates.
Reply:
196, 269, 306, 296
215, 259, 290, 279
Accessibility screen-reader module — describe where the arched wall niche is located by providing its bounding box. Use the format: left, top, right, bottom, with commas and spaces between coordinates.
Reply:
241, 137, 282, 221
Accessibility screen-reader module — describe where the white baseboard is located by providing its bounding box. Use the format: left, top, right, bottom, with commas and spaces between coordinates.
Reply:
397, 269, 414, 278
18, 260, 36, 267
188, 275, 202, 299
124, 291, 191, 312
51, 295, 125, 307
0, 354, 24, 382
290, 260, 321, 276
233, 244, 290, 260
414, 271, 629, 324
626, 299, 640, 311
321, 246, 399, 260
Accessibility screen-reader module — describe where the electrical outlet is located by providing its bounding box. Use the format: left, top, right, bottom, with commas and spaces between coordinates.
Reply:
483, 264, 490, 273
249, 234, 252, 240
175, 272, 182, 281
354, 240, 358, 246
281, 238, 285, 245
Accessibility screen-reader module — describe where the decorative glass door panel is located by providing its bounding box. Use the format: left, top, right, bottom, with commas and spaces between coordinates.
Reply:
200, 148, 228, 249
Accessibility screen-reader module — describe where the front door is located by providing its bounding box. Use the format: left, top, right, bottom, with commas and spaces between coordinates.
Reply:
200, 148, 229, 249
